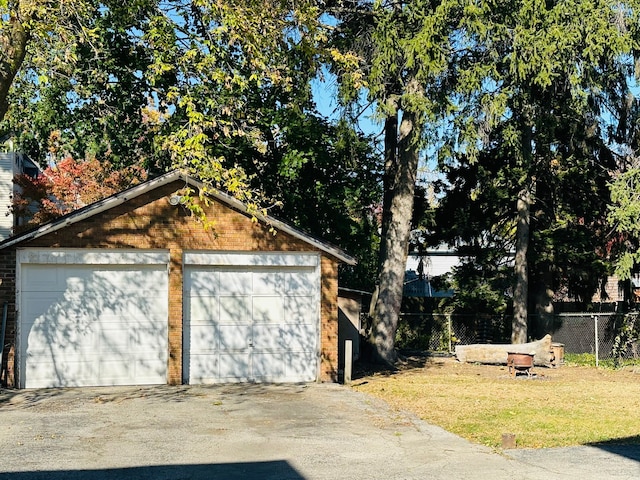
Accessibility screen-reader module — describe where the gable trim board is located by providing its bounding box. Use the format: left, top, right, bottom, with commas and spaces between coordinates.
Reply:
0, 170, 354, 388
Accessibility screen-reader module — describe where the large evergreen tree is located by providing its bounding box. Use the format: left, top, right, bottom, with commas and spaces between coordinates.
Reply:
433, 0, 639, 342
331, 0, 461, 363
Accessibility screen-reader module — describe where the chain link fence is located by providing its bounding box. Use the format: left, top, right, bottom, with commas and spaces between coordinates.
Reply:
395, 311, 640, 365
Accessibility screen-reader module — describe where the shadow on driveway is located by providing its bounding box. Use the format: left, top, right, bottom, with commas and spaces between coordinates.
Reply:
589, 436, 640, 464
0, 461, 304, 480
0, 385, 195, 409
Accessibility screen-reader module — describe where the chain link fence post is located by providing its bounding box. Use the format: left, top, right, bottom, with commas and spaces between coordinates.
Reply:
593, 315, 599, 367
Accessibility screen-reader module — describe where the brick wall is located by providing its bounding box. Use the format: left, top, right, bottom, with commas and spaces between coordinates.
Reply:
591, 275, 623, 303
1, 180, 340, 387
321, 257, 339, 381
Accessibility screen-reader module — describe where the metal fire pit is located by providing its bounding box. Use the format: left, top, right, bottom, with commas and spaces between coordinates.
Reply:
507, 352, 535, 377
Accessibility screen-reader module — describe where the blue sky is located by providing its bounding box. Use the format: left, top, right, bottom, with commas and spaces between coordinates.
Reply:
311, 72, 443, 189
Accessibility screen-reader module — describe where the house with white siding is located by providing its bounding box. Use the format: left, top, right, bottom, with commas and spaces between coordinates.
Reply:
0, 137, 41, 240
404, 247, 457, 298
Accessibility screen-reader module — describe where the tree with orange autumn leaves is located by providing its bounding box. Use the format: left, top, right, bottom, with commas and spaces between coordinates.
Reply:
12, 156, 146, 231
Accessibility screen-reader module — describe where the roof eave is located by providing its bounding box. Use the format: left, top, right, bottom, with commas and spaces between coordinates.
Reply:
0, 170, 358, 266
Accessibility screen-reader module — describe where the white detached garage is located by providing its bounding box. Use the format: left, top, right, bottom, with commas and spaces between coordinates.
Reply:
0, 170, 355, 389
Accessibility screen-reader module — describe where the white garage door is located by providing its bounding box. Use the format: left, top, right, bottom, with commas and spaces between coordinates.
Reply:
18, 250, 169, 388
184, 253, 320, 383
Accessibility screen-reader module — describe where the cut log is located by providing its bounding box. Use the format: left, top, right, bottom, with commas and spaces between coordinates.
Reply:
455, 334, 554, 366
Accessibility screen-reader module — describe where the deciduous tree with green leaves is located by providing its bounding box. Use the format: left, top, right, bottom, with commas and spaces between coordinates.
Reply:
0, 0, 32, 123
3, 1, 350, 201
0, 0, 105, 125
3, 0, 164, 169
3, 1, 381, 288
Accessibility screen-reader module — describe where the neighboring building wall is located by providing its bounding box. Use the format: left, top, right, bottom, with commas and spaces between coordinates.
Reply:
337, 289, 364, 373
406, 249, 460, 278
0, 153, 14, 241
0, 151, 42, 241
405, 250, 458, 298
1, 180, 342, 387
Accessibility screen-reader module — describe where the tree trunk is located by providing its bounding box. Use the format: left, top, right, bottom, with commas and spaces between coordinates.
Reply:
368, 101, 399, 319
371, 89, 421, 364
0, 7, 30, 123
512, 186, 530, 344
531, 176, 554, 336
377, 99, 399, 273
534, 270, 554, 337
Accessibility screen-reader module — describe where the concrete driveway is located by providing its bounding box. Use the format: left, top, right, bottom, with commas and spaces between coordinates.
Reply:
1, 383, 638, 479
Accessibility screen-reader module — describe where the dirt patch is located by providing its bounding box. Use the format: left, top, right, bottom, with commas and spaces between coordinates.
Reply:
432, 355, 640, 381
355, 352, 640, 382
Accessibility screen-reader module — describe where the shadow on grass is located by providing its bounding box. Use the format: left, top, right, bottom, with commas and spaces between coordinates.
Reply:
352, 350, 453, 381
589, 436, 640, 463
0, 461, 304, 480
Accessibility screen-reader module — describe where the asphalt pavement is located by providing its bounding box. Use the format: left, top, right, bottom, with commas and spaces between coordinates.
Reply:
0, 383, 638, 479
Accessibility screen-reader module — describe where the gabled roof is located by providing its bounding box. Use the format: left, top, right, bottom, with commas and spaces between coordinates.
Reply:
0, 170, 357, 265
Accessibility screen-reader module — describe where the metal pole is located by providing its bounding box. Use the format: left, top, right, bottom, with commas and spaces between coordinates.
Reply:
448, 314, 452, 353
594, 315, 599, 368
